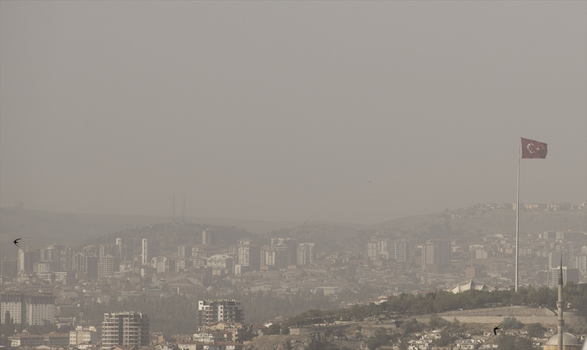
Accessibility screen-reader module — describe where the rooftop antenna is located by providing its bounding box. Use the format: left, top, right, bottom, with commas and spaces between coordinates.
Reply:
172, 193, 176, 223
182, 194, 186, 224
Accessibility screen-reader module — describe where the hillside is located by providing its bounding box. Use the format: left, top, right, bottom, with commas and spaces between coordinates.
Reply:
0, 208, 301, 260
2, 204, 586, 262
371, 204, 587, 239
0, 208, 170, 260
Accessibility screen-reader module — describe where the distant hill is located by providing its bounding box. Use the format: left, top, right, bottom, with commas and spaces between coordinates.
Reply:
0, 208, 170, 260
370, 204, 587, 240
2, 204, 585, 262
0, 207, 303, 260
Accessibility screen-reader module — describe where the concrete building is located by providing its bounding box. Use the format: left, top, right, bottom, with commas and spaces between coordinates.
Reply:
208, 254, 234, 274
0, 293, 55, 326
422, 240, 451, 272
261, 245, 289, 270
390, 240, 414, 263
297, 243, 315, 265
271, 238, 297, 266
202, 229, 213, 245
550, 266, 580, 287
18, 249, 40, 274
179, 245, 193, 258
98, 255, 117, 278
152, 256, 176, 273
0, 293, 25, 325
25, 294, 56, 326
9, 334, 69, 348
69, 325, 101, 346
142, 239, 149, 265
141, 239, 160, 266
365, 240, 379, 260
550, 251, 571, 269
101, 312, 149, 349
198, 300, 244, 325
235, 239, 260, 272
72, 253, 99, 279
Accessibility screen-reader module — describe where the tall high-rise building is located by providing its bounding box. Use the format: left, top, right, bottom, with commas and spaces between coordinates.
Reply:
202, 229, 213, 245
422, 240, 451, 272
73, 253, 99, 280
59, 247, 74, 271
198, 300, 243, 325
98, 255, 116, 278
101, 312, 149, 349
549, 251, 571, 269
141, 239, 148, 265
271, 238, 297, 266
365, 240, 379, 260
297, 243, 315, 265
261, 246, 289, 269
390, 240, 414, 264
236, 239, 260, 271
550, 266, 580, 287
18, 249, 40, 274
573, 254, 587, 274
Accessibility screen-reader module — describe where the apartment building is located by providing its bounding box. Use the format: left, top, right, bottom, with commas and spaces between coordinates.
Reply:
198, 300, 244, 325
0, 292, 55, 326
101, 312, 149, 349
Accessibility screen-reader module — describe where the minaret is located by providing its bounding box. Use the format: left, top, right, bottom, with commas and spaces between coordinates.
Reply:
557, 254, 564, 350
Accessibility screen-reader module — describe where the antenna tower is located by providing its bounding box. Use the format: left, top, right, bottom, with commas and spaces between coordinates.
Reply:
172, 193, 176, 223
182, 194, 186, 223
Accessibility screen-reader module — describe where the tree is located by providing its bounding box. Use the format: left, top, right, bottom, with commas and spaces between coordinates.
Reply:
446, 318, 462, 333
366, 328, 391, 350
428, 314, 450, 329
402, 318, 424, 334
266, 323, 281, 335
526, 323, 546, 338
0, 311, 15, 336
501, 316, 524, 330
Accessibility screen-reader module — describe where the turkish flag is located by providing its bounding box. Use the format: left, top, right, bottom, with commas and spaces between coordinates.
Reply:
521, 138, 548, 159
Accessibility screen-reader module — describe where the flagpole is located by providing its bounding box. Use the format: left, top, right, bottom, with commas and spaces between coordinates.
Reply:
515, 140, 520, 292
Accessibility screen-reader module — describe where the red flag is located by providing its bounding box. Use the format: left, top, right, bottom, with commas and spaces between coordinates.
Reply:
521, 138, 547, 159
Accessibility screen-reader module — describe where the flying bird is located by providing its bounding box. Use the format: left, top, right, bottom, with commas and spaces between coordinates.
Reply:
493, 325, 501, 335
13, 238, 21, 247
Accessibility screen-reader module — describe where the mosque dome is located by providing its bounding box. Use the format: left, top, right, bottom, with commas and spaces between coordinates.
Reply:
545, 332, 581, 346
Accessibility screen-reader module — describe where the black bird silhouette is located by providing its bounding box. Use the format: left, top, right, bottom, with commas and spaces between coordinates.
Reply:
493, 325, 501, 335
13, 238, 21, 247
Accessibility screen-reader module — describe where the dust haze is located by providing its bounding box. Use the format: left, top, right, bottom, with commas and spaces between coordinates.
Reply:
1, 2, 585, 224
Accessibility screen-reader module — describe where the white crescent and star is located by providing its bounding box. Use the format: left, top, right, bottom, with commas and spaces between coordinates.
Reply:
526, 143, 540, 154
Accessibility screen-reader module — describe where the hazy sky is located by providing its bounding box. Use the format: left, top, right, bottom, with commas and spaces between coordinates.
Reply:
1, 1, 586, 225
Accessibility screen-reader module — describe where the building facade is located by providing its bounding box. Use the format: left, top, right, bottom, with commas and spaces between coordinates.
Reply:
0, 293, 55, 326
198, 300, 244, 325
101, 312, 149, 349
